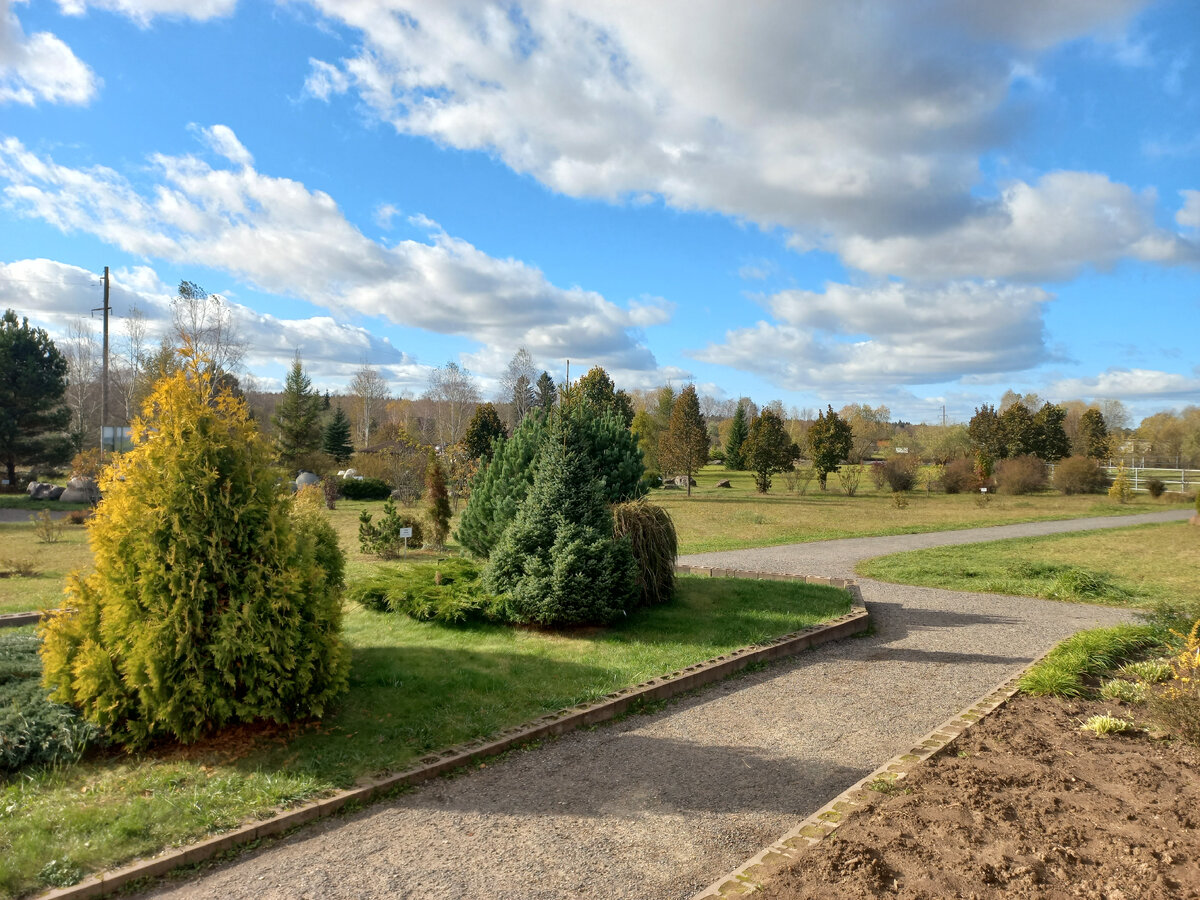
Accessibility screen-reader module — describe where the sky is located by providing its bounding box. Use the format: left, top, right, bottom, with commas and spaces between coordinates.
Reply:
0, 0, 1197, 424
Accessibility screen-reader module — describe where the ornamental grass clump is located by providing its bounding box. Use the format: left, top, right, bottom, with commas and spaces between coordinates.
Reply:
39, 346, 349, 748
613, 499, 678, 607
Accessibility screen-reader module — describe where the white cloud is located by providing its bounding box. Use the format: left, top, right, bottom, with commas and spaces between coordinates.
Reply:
1178, 190, 1200, 230
193, 123, 253, 168
836, 172, 1199, 281
693, 280, 1053, 388
0, 129, 669, 376
303, 57, 350, 102
0, 0, 98, 105
54, 0, 236, 26
1048, 368, 1200, 400
0, 256, 420, 387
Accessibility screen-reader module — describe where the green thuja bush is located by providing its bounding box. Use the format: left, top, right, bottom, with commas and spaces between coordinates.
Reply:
612, 499, 677, 607
347, 558, 502, 624
484, 416, 637, 626
39, 346, 349, 748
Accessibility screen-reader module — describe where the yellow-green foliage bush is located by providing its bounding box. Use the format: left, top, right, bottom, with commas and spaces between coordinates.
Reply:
39, 348, 349, 748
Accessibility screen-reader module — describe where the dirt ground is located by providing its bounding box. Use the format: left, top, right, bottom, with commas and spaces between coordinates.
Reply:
758, 693, 1200, 900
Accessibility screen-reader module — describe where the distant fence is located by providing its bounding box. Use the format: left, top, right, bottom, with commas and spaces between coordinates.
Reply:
1047, 464, 1194, 494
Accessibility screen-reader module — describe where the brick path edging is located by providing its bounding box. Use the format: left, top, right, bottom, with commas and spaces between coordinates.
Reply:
0, 610, 54, 628
36, 569, 866, 900
690, 647, 1053, 898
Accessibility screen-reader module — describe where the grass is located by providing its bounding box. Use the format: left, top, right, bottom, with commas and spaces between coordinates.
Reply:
1080, 713, 1139, 736
0, 522, 91, 616
1018, 625, 1162, 697
0, 497, 88, 512
857, 522, 1200, 611
0, 574, 848, 899
652, 464, 1186, 554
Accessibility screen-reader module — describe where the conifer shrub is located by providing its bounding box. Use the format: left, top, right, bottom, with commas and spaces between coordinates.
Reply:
347, 558, 501, 623
612, 499, 677, 607
484, 419, 637, 626
1108, 463, 1134, 503
358, 499, 424, 557
994, 454, 1047, 495
425, 450, 451, 548
1053, 455, 1108, 495
39, 349, 349, 748
339, 476, 392, 501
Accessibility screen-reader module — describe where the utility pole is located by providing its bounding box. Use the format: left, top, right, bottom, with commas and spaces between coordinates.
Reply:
93, 267, 110, 459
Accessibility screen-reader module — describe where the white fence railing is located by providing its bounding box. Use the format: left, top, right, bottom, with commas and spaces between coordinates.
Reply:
1102, 466, 1192, 494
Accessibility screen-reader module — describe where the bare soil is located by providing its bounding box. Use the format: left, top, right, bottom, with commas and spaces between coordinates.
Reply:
758, 693, 1200, 900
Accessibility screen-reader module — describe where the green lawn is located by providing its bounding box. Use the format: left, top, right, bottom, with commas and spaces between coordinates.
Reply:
654, 465, 1188, 554
0, 575, 848, 899
0, 521, 91, 615
856, 521, 1200, 614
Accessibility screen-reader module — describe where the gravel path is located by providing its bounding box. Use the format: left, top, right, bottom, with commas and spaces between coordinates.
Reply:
139, 512, 1185, 900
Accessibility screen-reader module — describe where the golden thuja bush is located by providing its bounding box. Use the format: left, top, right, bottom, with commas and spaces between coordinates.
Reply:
39, 347, 348, 748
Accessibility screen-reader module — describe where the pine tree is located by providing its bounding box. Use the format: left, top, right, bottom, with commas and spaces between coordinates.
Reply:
322, 406, 354, 464
425, 449, 452, 548
40, 345, 348, 747
658, 384, 708, 496
0, 309, 72, 485
535, 371, 556, 412
272, 356, 322, 471
577, 365, 635, 427
724, 400, 749, 470
1079, 408, 1110, 459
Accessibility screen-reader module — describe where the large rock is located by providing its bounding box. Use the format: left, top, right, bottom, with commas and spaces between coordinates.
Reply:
28, 482, 58, 500
715, 479, 732, 488
295, 471, 321, 488
59, 476, 100, 504
673, 475, 697, 487
47, 485, 65, 500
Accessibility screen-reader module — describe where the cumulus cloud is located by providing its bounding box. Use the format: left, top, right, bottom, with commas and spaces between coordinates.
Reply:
0, 256, 421, 387
0, 129, 667, 376
297, 0, 1183, 281
836, 172, 1198, 281
1178, 190, 1200, 230
0, 0, 98, 105
1047, 367, 1200, 400
693, 280, 1053, 389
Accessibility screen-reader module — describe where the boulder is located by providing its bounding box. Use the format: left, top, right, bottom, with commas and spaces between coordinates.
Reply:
295, 471, 321, 488
716, 479, 732, 488
673, 475, 697, 487
59, 476, 100, 504
48, 486, 65, 500
660, 482, 680, 490
342, 468, 359, 479
29, 482, 57, 500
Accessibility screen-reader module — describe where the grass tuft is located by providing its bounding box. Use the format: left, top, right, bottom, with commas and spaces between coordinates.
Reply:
1080, 713, 1139, 736
1019, 625, 1161, 697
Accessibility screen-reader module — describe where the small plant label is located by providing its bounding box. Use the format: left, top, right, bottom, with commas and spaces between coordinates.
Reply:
398, 527, 413, 538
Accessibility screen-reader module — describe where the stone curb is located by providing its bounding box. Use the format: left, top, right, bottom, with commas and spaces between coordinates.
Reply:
35, 570, 867, 900
0, 608, 72, 629
691, 646, 1053, 898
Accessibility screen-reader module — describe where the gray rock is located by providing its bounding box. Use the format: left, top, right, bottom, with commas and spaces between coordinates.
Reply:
48, 486, 65, 500
716, 479, 732, 488
295, 471, 321, 488
29, 482, 57, 500
59, 476, 100, 504
673, 475, 696, 487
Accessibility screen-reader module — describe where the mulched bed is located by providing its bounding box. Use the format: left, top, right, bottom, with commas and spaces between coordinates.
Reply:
758, 693, 1200, 900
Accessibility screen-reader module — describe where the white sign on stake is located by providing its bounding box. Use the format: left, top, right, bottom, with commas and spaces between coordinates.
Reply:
398, 527, 413, 538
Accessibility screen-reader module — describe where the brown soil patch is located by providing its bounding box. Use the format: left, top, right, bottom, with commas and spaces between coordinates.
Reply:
759, 693, 1200, 900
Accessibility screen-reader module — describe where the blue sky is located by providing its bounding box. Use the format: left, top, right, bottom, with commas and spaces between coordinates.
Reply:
1, 0, 1197, 423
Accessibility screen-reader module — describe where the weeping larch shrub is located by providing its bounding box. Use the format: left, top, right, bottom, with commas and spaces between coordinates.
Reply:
39, 346, 349, 748
612, 499, 678, 607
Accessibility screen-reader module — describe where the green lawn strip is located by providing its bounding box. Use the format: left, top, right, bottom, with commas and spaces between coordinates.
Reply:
0, 498, 90, 512
653, 465, 1185, 555
856, 522, 1200, 609
0, 575, 848, 899
0, 524, 91, 616
1018, 625, 1164, 697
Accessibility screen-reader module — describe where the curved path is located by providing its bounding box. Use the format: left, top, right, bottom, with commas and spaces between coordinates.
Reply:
140, 511, 1187, 900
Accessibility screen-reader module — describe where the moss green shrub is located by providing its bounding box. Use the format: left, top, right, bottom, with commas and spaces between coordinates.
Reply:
1, 632, 102, 772
613, 499, 678, 607
484, 418, 637, 626
358, 498, 425, 557
39, 347, 349, 748
339, 476, 392, 501
347, 558, 501, 623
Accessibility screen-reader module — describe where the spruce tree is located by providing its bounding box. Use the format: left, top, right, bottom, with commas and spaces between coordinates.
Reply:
484, 414, 637, 626
272, 356, 322, 471
322, 406, 354, 464
425, 449, 452, 548
535, 371, 556, 412
724, 400, 749, 470
0, 309, 72, 485
658, 384, 708, 496
462, 402, 508, 460
40, 345, 348, 747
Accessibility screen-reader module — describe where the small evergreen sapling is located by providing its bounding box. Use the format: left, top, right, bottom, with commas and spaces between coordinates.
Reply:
425, 449, 452, 548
